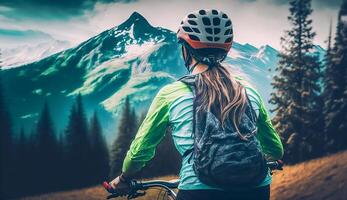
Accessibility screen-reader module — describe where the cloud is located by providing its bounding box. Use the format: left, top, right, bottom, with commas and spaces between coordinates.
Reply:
0, 29, 52, 38
0, 0, 137, 20
0, 0, 340, 50
267, 0, 343, 9
238, 0, 257, 2
0, 29, 55, 48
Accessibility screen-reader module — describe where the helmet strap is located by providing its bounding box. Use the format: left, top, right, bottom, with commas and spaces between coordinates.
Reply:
188, 61, 200, 74
182, 45, 197, 74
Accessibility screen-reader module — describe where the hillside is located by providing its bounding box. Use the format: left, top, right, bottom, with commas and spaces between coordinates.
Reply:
20, 150, 347, 200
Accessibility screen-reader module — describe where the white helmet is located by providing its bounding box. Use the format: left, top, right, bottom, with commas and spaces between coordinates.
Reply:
177, 9, 233, 52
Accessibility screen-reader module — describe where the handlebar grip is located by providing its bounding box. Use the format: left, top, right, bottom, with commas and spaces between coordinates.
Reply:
103, 181, 114, 193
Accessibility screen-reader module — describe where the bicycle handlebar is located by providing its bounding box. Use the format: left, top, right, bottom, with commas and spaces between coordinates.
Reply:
103, 179, 180, 199
103, 160, 283, 199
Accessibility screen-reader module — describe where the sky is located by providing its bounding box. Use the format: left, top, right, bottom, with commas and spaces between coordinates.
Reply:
0, 0, 343, 50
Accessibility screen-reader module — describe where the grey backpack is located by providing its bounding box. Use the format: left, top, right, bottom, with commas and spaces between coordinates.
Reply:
179, 74, 268, 189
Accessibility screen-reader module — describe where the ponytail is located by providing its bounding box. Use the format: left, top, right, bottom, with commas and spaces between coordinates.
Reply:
195, 64, 248, 140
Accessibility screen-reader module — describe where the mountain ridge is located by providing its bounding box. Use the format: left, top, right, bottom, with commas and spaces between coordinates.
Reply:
0, 12, 325, 141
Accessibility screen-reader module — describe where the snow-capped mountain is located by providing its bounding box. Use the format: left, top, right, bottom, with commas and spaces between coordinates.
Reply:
0, 12, 325, 140
1, 12, 184, 140
1, 40, 71, 69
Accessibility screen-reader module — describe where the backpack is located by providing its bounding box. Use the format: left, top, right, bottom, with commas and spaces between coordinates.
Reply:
178, 74, 268, 189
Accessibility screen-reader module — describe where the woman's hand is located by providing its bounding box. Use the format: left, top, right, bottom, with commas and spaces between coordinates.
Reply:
109, 175, 131, 195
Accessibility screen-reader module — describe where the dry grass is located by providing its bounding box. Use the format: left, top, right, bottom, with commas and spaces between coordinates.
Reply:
20, 151, 347, 200
270, 150, 347, 200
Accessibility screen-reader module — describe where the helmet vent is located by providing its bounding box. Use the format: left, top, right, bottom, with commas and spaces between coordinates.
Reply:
213, 17, 221, 26
225, 20, 232, 27
224, 29, 231, 35
212, 10, 218, 15
225, 37, 232, 43
202, 17, 211, 26
192, 28, 201, 33
183, 26, 193, 32
189, 34, 200, 41
214, 37, 220, 42
199, 10, 206, 15
188, 14, 197, 18
205, 28, 213, 34
188, 20, 198, 25
214, 28, 221, 34
222, 14, 228, 19
206, 36, 213, 41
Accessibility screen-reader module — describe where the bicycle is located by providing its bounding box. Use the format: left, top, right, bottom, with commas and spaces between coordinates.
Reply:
103, 160, 284, 200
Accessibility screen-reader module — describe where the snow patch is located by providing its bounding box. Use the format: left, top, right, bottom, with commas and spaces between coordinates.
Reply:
101, 71, 175, 114
129, 24, 135, 40
69, 59, 130, 96
32, 89, 43, 95
1, 40, 70, 69
20, 113, 38, 119
69, 41, 164, 96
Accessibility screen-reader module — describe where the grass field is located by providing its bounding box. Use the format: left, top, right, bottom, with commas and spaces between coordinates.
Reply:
20, 151, 347, 200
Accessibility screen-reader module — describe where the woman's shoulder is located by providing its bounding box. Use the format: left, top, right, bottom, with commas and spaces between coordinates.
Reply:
159, 81, 191, 93
156, 81, 192, 101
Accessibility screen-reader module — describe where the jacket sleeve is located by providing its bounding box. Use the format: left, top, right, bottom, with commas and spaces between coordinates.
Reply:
255, 93, 284, 160
122, 86, 170, 175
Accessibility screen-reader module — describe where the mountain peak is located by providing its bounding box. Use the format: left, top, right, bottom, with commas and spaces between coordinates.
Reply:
129, 12, 146, 21
118, 11, 150, 29
116, 11, 161, 40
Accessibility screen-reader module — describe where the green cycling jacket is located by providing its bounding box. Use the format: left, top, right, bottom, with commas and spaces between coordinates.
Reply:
122, 78, 284, 190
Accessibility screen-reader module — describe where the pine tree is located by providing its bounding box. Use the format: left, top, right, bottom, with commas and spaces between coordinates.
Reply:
35, 100, 59, 191
88, 111, 110, 183
0, 68, 14, 199
109, 97, 137, 178
270, 0, 323, 163
142, 128, 181, 178
15, 127, 30, 197
323, 0, 347, 152
17, 127, 27, 166
55, 131, 65, 190
64, 94, 91, 187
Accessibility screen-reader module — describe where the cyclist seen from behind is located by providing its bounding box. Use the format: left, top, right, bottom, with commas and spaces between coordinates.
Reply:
109, 9, 284, 200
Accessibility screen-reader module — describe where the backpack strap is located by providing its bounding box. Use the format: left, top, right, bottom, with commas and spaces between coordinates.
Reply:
177, 75, 197, 163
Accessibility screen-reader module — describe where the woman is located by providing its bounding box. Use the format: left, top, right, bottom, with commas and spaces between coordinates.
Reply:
109, 9, 283, 200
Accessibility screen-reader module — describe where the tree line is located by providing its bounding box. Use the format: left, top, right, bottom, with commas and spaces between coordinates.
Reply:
0, 80, 110, 198
0, 70, 180, 199
271, 0, 347, 164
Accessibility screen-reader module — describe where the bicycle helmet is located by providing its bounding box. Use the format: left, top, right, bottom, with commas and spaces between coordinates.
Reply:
177, 9, 233, 71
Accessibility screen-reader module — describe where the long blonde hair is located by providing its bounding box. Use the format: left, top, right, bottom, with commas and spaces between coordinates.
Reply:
195, 63, 248, 140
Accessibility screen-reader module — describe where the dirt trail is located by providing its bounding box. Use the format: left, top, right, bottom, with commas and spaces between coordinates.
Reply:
21, 151, 347, 200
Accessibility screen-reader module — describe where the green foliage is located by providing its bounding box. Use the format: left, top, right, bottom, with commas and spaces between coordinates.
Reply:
0, 68, 14, 199
88, 111, 110, 183
109, 97, 138, 178
64, 93, 92, 187
323, 0, 347, 152
0, 81, 110, 198
270, 0, 323, 163
141, 128, 181, 178
35, 101, 60, 190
